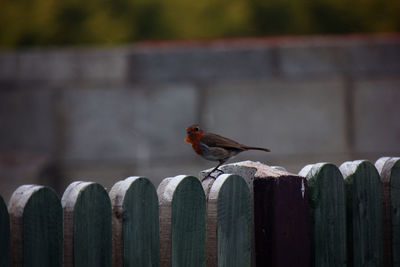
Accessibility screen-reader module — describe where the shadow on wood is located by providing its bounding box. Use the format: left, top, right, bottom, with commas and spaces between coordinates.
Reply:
0, 195, 9, 267
376, 157, 400, 267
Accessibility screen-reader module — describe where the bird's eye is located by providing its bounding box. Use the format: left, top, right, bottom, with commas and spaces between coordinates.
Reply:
194, 127, 199, 131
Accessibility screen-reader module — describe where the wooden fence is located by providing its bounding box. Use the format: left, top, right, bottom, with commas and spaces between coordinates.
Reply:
0, 157, 399, 267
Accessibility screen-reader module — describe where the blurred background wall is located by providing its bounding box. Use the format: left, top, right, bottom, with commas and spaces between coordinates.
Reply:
1, 0, 400, 200
1, 35, 399, 200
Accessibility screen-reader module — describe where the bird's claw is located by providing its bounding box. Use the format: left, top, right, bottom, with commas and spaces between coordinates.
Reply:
201, 168, 224, 182
213, 168, 224, 176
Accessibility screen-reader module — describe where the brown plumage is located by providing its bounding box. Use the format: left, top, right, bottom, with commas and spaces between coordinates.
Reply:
185, 125, 270, 180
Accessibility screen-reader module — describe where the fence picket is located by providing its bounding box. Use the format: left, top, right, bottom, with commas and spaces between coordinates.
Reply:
377, 157, 400, 267
206, 174, 252, 267
340, 160, 383, 267
157, 175, 206, 267
8, 185, 62, 267
300, 163, 347, 267
0, 195, 10, 267
62, 182, 112, 267
109, 176, 159, 267
247, 162, 310, 267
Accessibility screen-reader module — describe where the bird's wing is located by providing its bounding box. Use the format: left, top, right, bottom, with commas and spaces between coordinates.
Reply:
201, 133, 245, 151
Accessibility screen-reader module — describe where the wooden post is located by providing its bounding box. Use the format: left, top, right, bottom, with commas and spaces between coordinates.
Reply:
208, 161, 310, 266
8, 185, 62, 267
340, 160, 383, 267
376, 157, 400, 267
252, 162, 310, 267
299, 162, 347, 267
157, 175, 206, 267
62, 181, 112, 267
0, 195, 10, 267
200, 163, 257, 195
109, 176, 159, 267
205, 174, 252, 267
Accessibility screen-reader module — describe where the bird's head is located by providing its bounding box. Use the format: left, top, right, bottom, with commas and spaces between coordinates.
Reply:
185, 125, 205, 144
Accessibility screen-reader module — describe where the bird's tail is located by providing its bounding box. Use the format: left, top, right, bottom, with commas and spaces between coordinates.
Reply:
242, 145, 271, 152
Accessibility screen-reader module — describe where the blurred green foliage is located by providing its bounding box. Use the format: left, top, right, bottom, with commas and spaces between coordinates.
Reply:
0, 0, 399, 48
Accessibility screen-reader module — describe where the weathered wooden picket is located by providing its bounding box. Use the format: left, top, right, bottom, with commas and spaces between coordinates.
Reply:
0, 157, 399, 267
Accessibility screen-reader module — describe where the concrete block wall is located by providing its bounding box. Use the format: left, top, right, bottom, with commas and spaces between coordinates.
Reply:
1, 34, 400, 200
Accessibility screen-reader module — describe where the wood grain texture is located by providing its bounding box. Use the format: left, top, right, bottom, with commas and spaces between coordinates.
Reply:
158, 175, 206, 267
8, 185, 62, 267
248, 162, 310, 267
206, 174, 252, 267
375, 157, 391, 175
379, 157, 400, 267
0, 195, 10, 267
157, 177, 173, 267
62, 181, 112, 267
109, 176, 159, 267
376, 157, 393, 267
301, 163, 347, 267
340, 160, 383, 267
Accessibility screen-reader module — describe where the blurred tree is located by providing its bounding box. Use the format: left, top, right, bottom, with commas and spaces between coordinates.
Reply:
50, 0, 129, 45
307, 0, 400, 33
160, 0, 252, 39
250, 0, 297, 34
0, 0, 399, 48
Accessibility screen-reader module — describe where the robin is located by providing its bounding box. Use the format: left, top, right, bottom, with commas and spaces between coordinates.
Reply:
185, 125, 270, 180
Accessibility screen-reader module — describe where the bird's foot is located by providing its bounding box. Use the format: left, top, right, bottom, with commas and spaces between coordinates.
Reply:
212, 168, 224, 176
201, 168, 224, 182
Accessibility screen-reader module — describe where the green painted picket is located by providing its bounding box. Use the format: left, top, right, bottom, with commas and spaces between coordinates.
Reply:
62, 182, 112, 267
206, 174, 252, 267
300, 163, 347, 267
158, 175, 206, 267
8, 185, 62, 267
340, 160, 383, 267
110, 176, 159, 267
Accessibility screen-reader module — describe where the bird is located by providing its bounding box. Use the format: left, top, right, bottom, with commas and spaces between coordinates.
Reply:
185, 125, 270, 180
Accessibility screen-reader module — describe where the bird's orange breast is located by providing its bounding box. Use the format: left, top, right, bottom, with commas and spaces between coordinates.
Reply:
185, 132, 204, 156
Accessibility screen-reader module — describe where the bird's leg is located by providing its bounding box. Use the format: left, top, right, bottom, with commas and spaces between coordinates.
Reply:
202, 161, 225, 181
